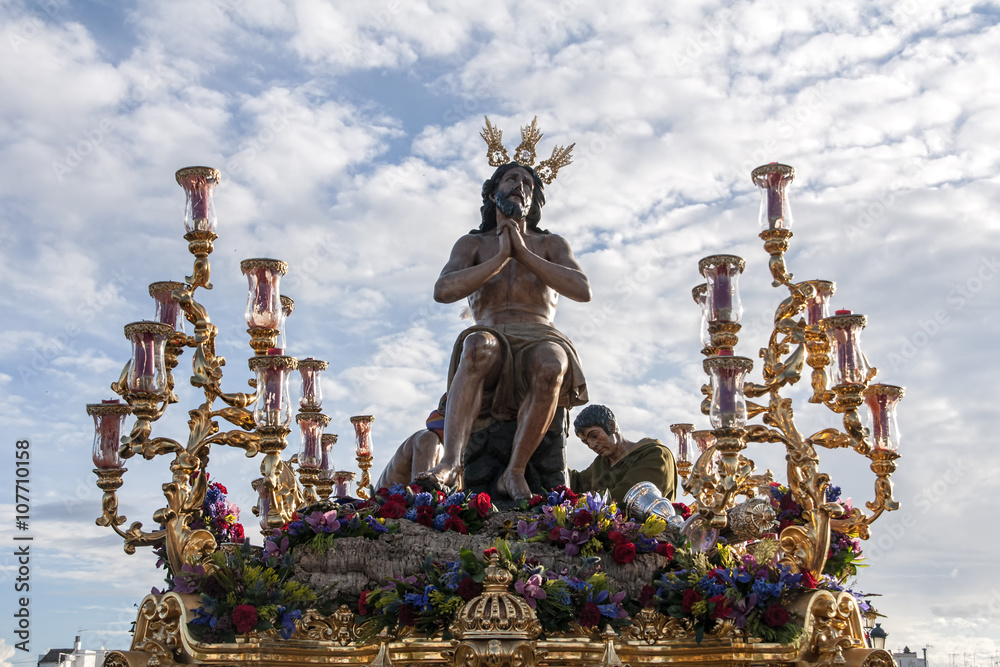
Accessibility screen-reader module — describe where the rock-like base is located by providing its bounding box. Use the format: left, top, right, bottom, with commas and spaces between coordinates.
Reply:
293, 510, 660, 600
462, 407, 569, 502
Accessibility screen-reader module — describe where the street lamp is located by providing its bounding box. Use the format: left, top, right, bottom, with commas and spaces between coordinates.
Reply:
869, 623, 888, 650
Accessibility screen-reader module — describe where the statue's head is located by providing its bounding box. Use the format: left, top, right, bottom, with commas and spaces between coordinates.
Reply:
477, 163, 548, 234
573, 404, 617, 438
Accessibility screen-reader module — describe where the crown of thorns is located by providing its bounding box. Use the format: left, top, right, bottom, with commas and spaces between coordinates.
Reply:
480, 116, 575, 184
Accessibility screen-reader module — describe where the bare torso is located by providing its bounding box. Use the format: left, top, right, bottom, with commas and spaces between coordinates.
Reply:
466, 231, 560, 326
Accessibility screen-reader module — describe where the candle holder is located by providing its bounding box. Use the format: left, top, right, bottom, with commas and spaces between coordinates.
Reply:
176, 167, 221, 289
670, 423, 694, 481
677, 162, 904, 579
88, 166, 321, 571
698, 255, 745, 354
241, 258, 288, 356
279, 296, 294, 353
296, 412, 331, 505
332, 470, 356, 499
691, 284, 715, 355
351, 415, 375, 499
316, 433, 338, 501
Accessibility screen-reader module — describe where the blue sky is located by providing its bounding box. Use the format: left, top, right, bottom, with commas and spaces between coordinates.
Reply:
2, 0, 999, 663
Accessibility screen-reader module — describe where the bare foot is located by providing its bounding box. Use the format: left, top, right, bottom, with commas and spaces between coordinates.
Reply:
497, 468, 532, 500
415, 461, 463, 492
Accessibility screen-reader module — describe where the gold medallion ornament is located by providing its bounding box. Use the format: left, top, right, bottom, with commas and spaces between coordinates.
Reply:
480, 116, 575, 184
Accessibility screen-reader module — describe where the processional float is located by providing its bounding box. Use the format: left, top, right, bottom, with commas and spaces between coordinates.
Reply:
87, 138, 901, 667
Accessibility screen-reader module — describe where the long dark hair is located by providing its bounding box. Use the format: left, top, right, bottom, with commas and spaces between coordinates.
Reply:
475, 163, 548, 234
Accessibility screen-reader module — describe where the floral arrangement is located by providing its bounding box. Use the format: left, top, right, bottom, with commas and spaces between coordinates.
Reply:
192, 475, 245, 545
179, 543, 315, 642
766, 483, 864, 581
650, 542, 806, 644
372, 483, 496, 535
358, 542, 630, 639
513, 487, 675, 564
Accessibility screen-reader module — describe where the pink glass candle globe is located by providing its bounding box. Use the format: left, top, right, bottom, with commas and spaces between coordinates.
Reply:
175, 167, 221, 233
296, 413, 330, 468
864, 384, 904, 451
298, 358, 328, 411
698, 255, 745, 324
704, 356, 753, 429
124, 322, 173, 395
751, 162, 795, 230
240, 259, 288, 331
249, 353, 298, 428
319, 433, 338, 477
801, 280, 836, 326
351, 415, 375, 458
692, 283, 710, 347
148, 281, 186, 333
823, 311, 871, 386
86, 400, 131, 468
670, 423, 695, 464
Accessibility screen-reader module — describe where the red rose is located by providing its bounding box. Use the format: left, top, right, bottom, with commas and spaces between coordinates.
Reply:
654, 542, 675, 559
528, 494, 544, 507
398, 605, 418, 626
443, 516, 468, 534
415, 506, 434, 527
434, 490, 447, 503
483, 547, 498, 557
446, 504, 463, 516
471, 492, 492, 517
681, 588, 703, 614
709, 594, 732, 620
579, 602, 601, 627
375, 487, 391, 499
408, 484, 422, 493
672, 502, 692, 520
358, 590, 369, 616
457, 577, 483, 601
779, 494, 799, 512
573, 509, 593, 528
379, 500, 407, 519
230, 524, 245, 542
214, 482, 228, 494
639, 584, 655, 608
612, 542, 636, 565
389, 493, 407, 504
607, 530, 624, 544
800, 571, 818, 589
548, 527, 566, 544
232, 604, 258, 634
553, 485, 579, 503
763, 603, 790, 627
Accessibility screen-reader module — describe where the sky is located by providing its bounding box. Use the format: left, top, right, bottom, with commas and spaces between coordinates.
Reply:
1, 0, 998, 664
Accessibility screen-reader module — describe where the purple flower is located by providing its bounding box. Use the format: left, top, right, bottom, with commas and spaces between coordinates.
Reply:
305, 509, 341, 533
727, 593, 758, 628
172, 563, 205, 594
517, 519, 538, 539
558, 527, 592, 556
263, 532, 289, 559
514, 574, 547, 608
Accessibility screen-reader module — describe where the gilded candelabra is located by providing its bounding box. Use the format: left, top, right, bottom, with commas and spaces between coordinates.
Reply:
678, 162, 904, 577
86, 166, 357, 574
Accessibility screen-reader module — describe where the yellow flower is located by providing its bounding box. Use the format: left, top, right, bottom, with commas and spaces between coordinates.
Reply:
640, 516, 667, 538
552, 505, 567, 527
224, 514, 236, 524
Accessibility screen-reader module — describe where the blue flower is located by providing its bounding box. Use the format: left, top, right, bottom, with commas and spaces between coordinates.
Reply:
444, 492, 466, 507
432, 514, 448, 531
366, 515, 389, 534
405, 508, 418, 521
388, 483, 407, 496
404, 585, 434, 611
277, 607, 302, 639
414, 492, 433, 507
441, 561, 464, 591
825, 485, 842, 502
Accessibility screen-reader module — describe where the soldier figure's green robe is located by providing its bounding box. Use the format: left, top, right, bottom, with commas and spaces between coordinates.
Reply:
568, 438, 677, 504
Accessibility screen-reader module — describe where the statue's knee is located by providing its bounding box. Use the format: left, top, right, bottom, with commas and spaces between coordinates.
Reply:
460, 333, 500, 373
529, 345, 568, 390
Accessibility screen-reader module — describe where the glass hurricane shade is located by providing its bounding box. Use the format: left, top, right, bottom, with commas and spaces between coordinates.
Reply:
333, 471, 355, 498
124, 322, 172, 395
249, 355, 297, 428
864, 384, 904, 451
670, 423, 695, 464
148, 281, 186, 332
800, 280, 836, 326
351, 415, 375, 457
298, 358, 328, 411
699, 255, 745, 324
824, 312, 870, 386
319, 434, 338, 475
692, 283, 710, 346
751, 163, 794, 230
241, 259, 287, 330
705, 356, 753, 429
278, 295, 294, 351
257, 483, 271, 532
297, 413, 330, 468
175, 167, 220, 233
87, 401, 130, 468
